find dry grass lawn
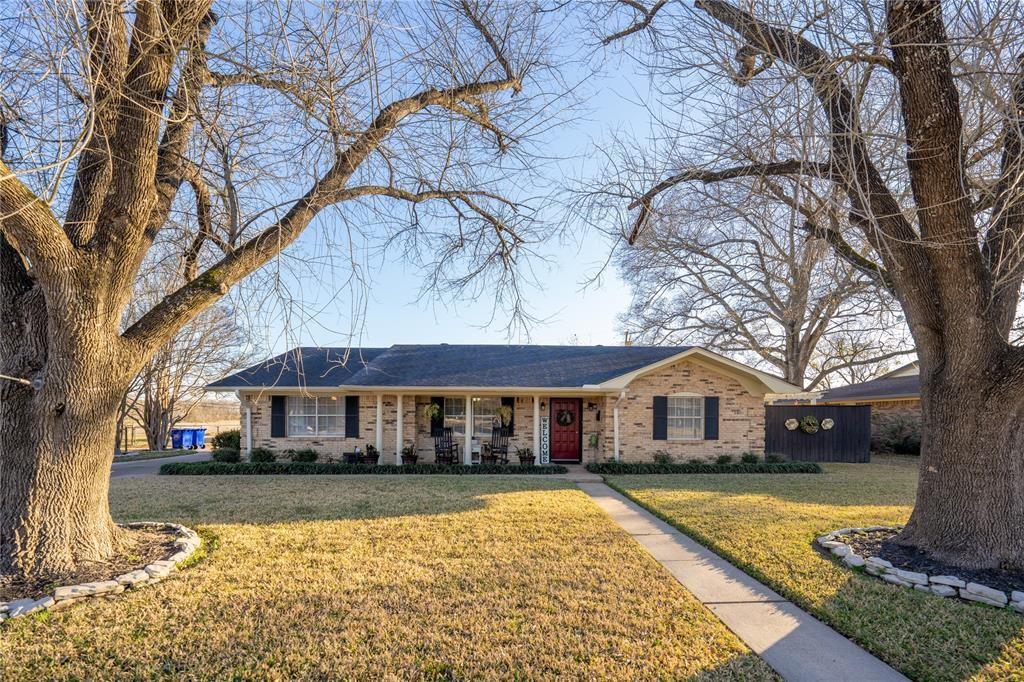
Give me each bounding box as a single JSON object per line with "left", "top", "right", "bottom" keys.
{"left": 1, "top": 475, "right": 776, "bottom": 681}
{"left": 608, "top": 456, "right": 1024, "bottom": 682}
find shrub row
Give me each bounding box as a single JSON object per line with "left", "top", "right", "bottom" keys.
{"left": 585, "top": 461, "right": 822, "bottom": 475}
{"left": 160, "top": 462, "right": 569, "bottom": 476}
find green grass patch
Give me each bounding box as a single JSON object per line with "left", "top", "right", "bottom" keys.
{"left": 160, "top": 461, "right": 568, "bottom": 476}
{"left": 587, "top": 461, "right": 821, "bottom": 475}
{"left": 607, "top": 456, "right": 1024, "bottom": 681}
{"left": 1, "top": 476, "right": 776, "bottom": 680}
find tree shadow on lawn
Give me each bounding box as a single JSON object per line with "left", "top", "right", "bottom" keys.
{"left": 610, "top": 468, "right": 917, "bottom": 509}
{"left": 109, "top": 474, "right": 577, "bottom": 526}
{"left": 810, "top": 566, "right": 1024, "bottom": 681}
{"left": 608, "top": 478, "right": 1024, "bottom": 681}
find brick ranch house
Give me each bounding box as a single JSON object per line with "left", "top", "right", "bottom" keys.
{"left": 206, "top": 345, "right": 800, "bottom": 464}
{"left": 815, "top": 362, "right": 921, "bottom": 436}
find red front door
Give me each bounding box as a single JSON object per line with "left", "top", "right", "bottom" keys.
{"left": 549, "top": 398, "right": 582, "bottom": 463}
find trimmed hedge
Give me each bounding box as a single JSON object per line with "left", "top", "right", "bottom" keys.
{"left": 212, "top": 448, "right": 241, "bottom": 463}
{"left": 211, "top": 429, "right": 241, "bottom": 451}
{"left": 585, "top": 461, "right": 822, "bottom": 475}
{"left": 160, "top": 462, "right": 569, "bottom": 476}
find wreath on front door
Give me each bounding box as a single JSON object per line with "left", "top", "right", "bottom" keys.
{"left": 556, "top": 409, "right": 575, "bottom": 427}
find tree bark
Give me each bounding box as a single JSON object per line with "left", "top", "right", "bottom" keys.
{"left": 0, "top": 369, "right": 128, "bottom": 577}
{"left": 0, "top": 278, "right": 132, "bottom": 578}
{"left": 898, "top": 356, "right": 1024, "bottom": 569}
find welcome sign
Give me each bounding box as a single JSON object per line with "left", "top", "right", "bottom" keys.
{"left": 539, "top": 416, "right": 551, "bottom": 464}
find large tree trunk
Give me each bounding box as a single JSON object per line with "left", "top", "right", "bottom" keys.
{"left": 898, "top": 357, "right": 1024, "bottom": 569}
{"left": 0, "top": 291, "right": 131, "bottom": 579}
{"left": 0, "top": 387, "right": 126, "bottom": 578}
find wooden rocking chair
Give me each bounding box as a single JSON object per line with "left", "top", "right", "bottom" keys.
{"left": 433, "top": 427, "right": 460, "bottom": 465}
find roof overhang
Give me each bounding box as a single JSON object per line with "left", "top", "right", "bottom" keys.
{"left": 205, "top": 347, "right": 802, "bottom": 396}
{"left": 595, "top": 347, "right": 802, "bottom": 395}
{"left": 818, "top": 394, "right": 920, "bottom": 404}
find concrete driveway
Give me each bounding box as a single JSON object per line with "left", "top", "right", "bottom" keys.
{"left": 111, "top": 451, "right": 211, "bottom": 478}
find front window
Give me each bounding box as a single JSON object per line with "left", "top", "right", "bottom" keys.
{"left": 667, "top": 396, "right": 703, "bottom": 440}
{"left": 287, "top": 395, "right": 345, "bottom": 436}
{"left": 444, "top": 397, "right": 502, "bottom": 438}
{"left": 472, "top": 397, "right": 499, "bottom": 438}
{"left": 444, "top": 397, "right": 466, "bottom": 436}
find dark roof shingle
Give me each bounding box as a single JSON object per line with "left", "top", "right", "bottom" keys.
{"left": 206, "top": 347, "right": 389, "bottom": 389}
{"left": 819, "top": 374, "right": 920, "bottom": 402}
{"left": 207, "top": 344, "right": 690, "bottom": 389}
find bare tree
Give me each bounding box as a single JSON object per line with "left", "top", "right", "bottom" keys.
{"left": 615, "top": 175, "right": 909, "bottom": 389}
{"left": 130, "top": 290, "right": 250, "bottom": 451}
{"left": 0, "top": 0, "right": 567, "bottom": 580}
{"left": 600, "top": 0, "right": 1024, "bottom": 568}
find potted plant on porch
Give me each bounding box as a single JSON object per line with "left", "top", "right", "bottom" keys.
{"left": 363, "top": 443, "right": 380, "bottom": 465}
{"left": 401, "top": 444, "right": 418, "bottom": 465}
{"left": 516, "top": 446, "right": 535, "bottom": 466}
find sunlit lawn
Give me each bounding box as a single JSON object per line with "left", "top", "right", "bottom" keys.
{"left": 608, "top": 456, "right": 1024, "bottom": 682}
{"left": 1, "top": 475, "right": 775, "bottom": 680}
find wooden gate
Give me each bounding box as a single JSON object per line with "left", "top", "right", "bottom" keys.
{"left": 764, "top": 405, "right": 871, "bottom": 463}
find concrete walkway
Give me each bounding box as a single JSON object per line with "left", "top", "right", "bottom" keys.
{"left": 566, "top": 471, "right": 907, "bottom": 682}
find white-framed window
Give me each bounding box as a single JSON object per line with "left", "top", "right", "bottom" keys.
{"left": 444, "top": 397, "right": 466, "bottom": 436}
{"left": 287, "top": 395, "right": 345, "bottom": 437}
{"left": 444, "top": 396, "right": 501, "bottom": 438}
{"left": 667, "top": 395, "right": 703, "bottom": 440}
{"left": 472, "top": 397, "right": 500, "bottom": 438}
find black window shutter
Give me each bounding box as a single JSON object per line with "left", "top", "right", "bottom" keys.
{"left": 345, "top": 396, "right": 360, "bottom": 438}
{"left": 271, "top": 396, "right": 287, "bottom": 437}
{"left": 652, "top": 396, "right": 668, "bottom": 440}
{"left": 704, "top": 396, "right": 720, "bottom": 440}
{"left": 501, "top": 396, "right": 515, "bottom": 435}
{"left": 430, "top": 396, "right": 445, "bottom": 436}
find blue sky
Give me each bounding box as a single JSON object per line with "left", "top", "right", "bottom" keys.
{"left": 252, "top": 54, "right": 655, "bottom": 354}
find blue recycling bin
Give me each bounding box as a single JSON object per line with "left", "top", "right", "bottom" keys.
{"left": 180, "top": 428, "right": 194, "bottom": 449}
{"left": 192, "top": 428, "right": 207, "bottom": 449}
{"left": 170, "top": 428, "right": 185, "bottom": 449}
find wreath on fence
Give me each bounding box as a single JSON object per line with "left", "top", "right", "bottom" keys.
{"left": 556, "top": 409, "right": 575, "bottom": 427}
{"left": 799, "top": 415, "right": 820, "bottom": 434}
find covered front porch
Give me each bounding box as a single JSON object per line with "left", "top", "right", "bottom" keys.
{"left": 367, "top": 392, "right": 619, "bottom": 465}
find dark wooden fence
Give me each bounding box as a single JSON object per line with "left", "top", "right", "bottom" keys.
{"left": 764, "top": 405, "right": 871, "bottom": 463}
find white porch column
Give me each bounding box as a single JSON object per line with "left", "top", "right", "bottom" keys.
{"left": 533, "top": 395, "right": 541, "bottom": 464}
{"left": 464, "top": 395, "right": 474, "bottom": 464}
{"left": 613, "top": 403, "right": 621, "bottom": 462}
{"left": 375, "top": 394, "right": 384, "bottom": 453}
{"left": 395, "top": 394, "right": 404, "bottom": 464}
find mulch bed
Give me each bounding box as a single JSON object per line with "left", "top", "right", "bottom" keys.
{"left": 845, "top": 529, "right": 1024, "bottom": 594}
{"left": 0, "top": 528, "right": 174, "bottom": 602}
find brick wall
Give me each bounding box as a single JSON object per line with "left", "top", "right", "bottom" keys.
{"left": 238, "top": 359, "right": 764, "bottom": 464}
{"left": 615, "top": 358, "right": 765, "bottom": 462}
{"left": 240, "top": 392, "right": 386, "bottom": 459}
{"left": 869, "top": 399, "right": 921, "bottom": 433}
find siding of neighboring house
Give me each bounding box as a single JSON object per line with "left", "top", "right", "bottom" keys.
{"left": 615, "top": 358, "right": 765, "bottom": 461}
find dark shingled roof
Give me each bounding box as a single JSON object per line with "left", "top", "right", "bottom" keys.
{"left": 207, "top": 344, "right": 690, "bottom": 389}
{"left": 206, "top": 347, "right": 389, "bottom": 389}
{"left": 346, "top": 344, "right": 689, "bottom": 387}
{"left": 819, "top": 374, "right": 920, "bottom": 402}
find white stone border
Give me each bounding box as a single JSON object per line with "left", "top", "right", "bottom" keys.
{"left": 817, "top": 526, "right": 1023, "bottom": 613}
{"left": 0, "top": 522, "right": 201, "bottom": 622}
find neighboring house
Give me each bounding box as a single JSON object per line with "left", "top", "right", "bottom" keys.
{"left": 206, "top": 345, "right": 800, "bottom": 464}
{"left": 817, "top": 362, "right": 921, "bottom": 435}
